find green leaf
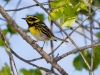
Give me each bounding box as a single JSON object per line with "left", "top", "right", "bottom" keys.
{"left": 70, "top": 0, "right": 79, "bottom": 6}
{"left": 61, "top": 4, "right": 77, "bottom": 27}
{"left": 49, "top": 0, "right": 89, "bottom": 28}
{"left": 2, "top": 29, "right": 8, "bottom": 35}
{"left": 50, "top": 0, "right": 66, "bottom": 8}
{"left": 94, "top": 46, "right": 100, "bottom": 61}
{"left": 0, "top": 29, "right": 8, "bottom": 46}
{"left": 49, "top": 8, "right": 63, "bottom": 20}
{"left": 92, "top": 46, "right": 100, "bottom": 70}
{"left": 0, "top": 38, "right": 4, "bottom": 46}
{"left": 20, "top": 68, "right": 42, "bottom": 75}
{"left": 96, "top": 32, "right": 100, "bottom": 38}
{"left": 34, "top": 13, "right": 45, "bottom": 22}
{"left": 73, "top": 49, "right": 100, "bottom": 71}
{"left": 73, "top": 54, "right": 84, "bottom": 70}
{"left": 3, "top": 0, "right": 10, "bottom": 2}
{"left": 49, "top": 0, "right": 67, "bottom": 20}
{"left": 20, "top": 69, "right": 32, "bottom": 75}
{"left": 73, "top": 50, "right": 91, "bottom": 70}
{"left": 83, "top": 0, "right": 93, "bottom": 7}
{"left": 7, "top": 24, "right": 16, "bottom": 34}
{"left": 61, "top": 15, "right": 77, "bottom": 28}
{"left": 80, "top": 1, "right": 88, "bottom": 11}
{"left": 0, "top": 63, "right": 12, "bottom": 75}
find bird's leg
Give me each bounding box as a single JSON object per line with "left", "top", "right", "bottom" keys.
{"left": 34, "top": 40, "right": 37, "bottom": 42}
{"left": 41, "top": 42, "right": 45, "bottom": 49}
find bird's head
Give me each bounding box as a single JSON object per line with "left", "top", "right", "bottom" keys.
{"left": 22, "top": 15, "right": 40, "bottom": 27}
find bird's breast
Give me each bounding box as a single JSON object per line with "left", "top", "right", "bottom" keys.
{"left": 29, "top": 26, "right": 48, "bottom": 41}
{"left": 29, "top": 26, "right": 40, "bottom": 37}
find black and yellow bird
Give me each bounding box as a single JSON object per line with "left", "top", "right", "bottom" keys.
{"left": 22, "top": 15, "right": 68, "bottom": 46}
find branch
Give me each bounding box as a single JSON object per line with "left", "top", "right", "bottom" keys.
{"left": 12, "top": 0, "right": 22, "bottom": 17}
{"left": 55, "top": 43, "right": 100, "bottom": 61}
{"left": 0, "top": 28, "right": 18, "bottom": 75}
{"left": 0, "top": 5, "right": 68, "bottom": 75}
{"left": 11, "top": 49, "right": 58, "bottom": 75}
{"left": 88, "top": 0, "right": 94, "bottom": 75}
{"left": 48, "top": 0, "right": 55, "bottom": 73}
{"left": 26, "top": 41, "right": 63, "bottom": 62}
{"left": 6, "top": 2, "right": 48, "bottom": 12}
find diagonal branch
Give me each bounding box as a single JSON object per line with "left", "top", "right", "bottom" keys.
{"left": 0, "top": 5, "right": 68, "bottom": 75}
{"left": 55, "top": 43, "right": 100, "bottom": 61}
{"left": 0, "top": 28, "right": 18, "bottom": 75}
{"left": 11, "top": 49, "right": 58, "bottom": 75}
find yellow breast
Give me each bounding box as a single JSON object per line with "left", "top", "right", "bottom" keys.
{"left": 29, "top": 26, "right": 49, "bottom": 41}
{"left": 29, "top": 27, "right": 40, "bottom": 38}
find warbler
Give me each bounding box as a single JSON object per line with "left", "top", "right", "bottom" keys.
{"left": 22, "top": 15, "right": 68, "bottom": 43}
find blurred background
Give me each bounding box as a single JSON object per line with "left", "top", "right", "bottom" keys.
{"left": 0, "top": 0, "right": 100, "bottom": 75}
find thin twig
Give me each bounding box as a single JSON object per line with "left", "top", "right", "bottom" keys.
{"left": 55, "top": 43, "right": 100, "bottom": 61}
{"left": 26, "top": 41, "right": 62, "bottom": 62}
{"left": 48, "top": 0, "right": 54, "bottom": 73}
{"left": 88, "top": 0, "right": 94, "bottom": 75}
{"left": 0, "top": 28, "right": 17, "bottom": 75}
{"left": 6, "top": 2, "right": 49, "bottom": 12}
{"left": 11, "top": 49, "right": 58, "bottom": 75}
{"left": 11, "top": 56, "right": 18, "bottom": 75}
{"left": 12, "top": 0, "right": 22, "bottom": 17}
{"left": 3, "top": 1, "right": 10, "bottom": 8}
{"left": 48, "top": 3, "right": 67, "bottom": 11}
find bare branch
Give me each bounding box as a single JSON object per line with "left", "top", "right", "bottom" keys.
{"left": 88, "top": 0, "right": 94, "bottom": 75}
{"left": 55, "top": 43, "right": 100, "bottom": 61}
{"left": 11, "top": 49, "right": 58, "bottom": 75}
{"left": 6, "top": 2, "right": 49, "bottom": 12}
{"left": 0, "top": 28, "right": 18, "bottom": 75}
{"left": 12, "top": 0, "right": 22, "bottom": 17}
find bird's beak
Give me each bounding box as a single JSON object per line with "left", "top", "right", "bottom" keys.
{"left": 22, "top": 18, "right": 26, "bottom": 20}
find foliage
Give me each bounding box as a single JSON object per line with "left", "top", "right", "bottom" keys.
{"left": 7, "top": 24, "right": 17, "bottom": 34}
{"left": 34, "top": 13, "right": 45, "bottom": 22}
{"left": 3, "top": 0, "right": 10, "bottom": 2}
{"left": 96, "top": 32, "right": 100, "bottom": 38}
{"left": 0, "top": 24, "right": 17, "bottom": 47}
{"left": 73, "top": 46, "right": 100, "bottom": 70}
{"left": 20, "top": 68, "right": 42, "bottom": 75}
{"left": 0, "top": 38, "right": 4, "bottom": 46}
{"left": 0, "top": 63, "right": 12, "bottom": 75}
{"left": 49, "top": 0, "right": 90, "bottom": 28}
{"left": 0, "top": 63, "right": 42, "bottom": 75}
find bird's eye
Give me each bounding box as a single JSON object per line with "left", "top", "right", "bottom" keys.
{"left": 32, "top": 18, "right": 37, "bottom": 21}
{"left": 28, "top": 18, "right": 32, "bottom": 21}
{"left": 28, "top": 18, "right": 37, "bottom": 21}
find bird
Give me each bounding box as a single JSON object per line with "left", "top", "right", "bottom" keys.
{"left": 22, "top": 15, "right": 68, "bottom": 48}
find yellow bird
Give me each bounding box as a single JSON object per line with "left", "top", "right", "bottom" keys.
{"left": 22, "top": 15, "right": 68, "bottom": 47}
